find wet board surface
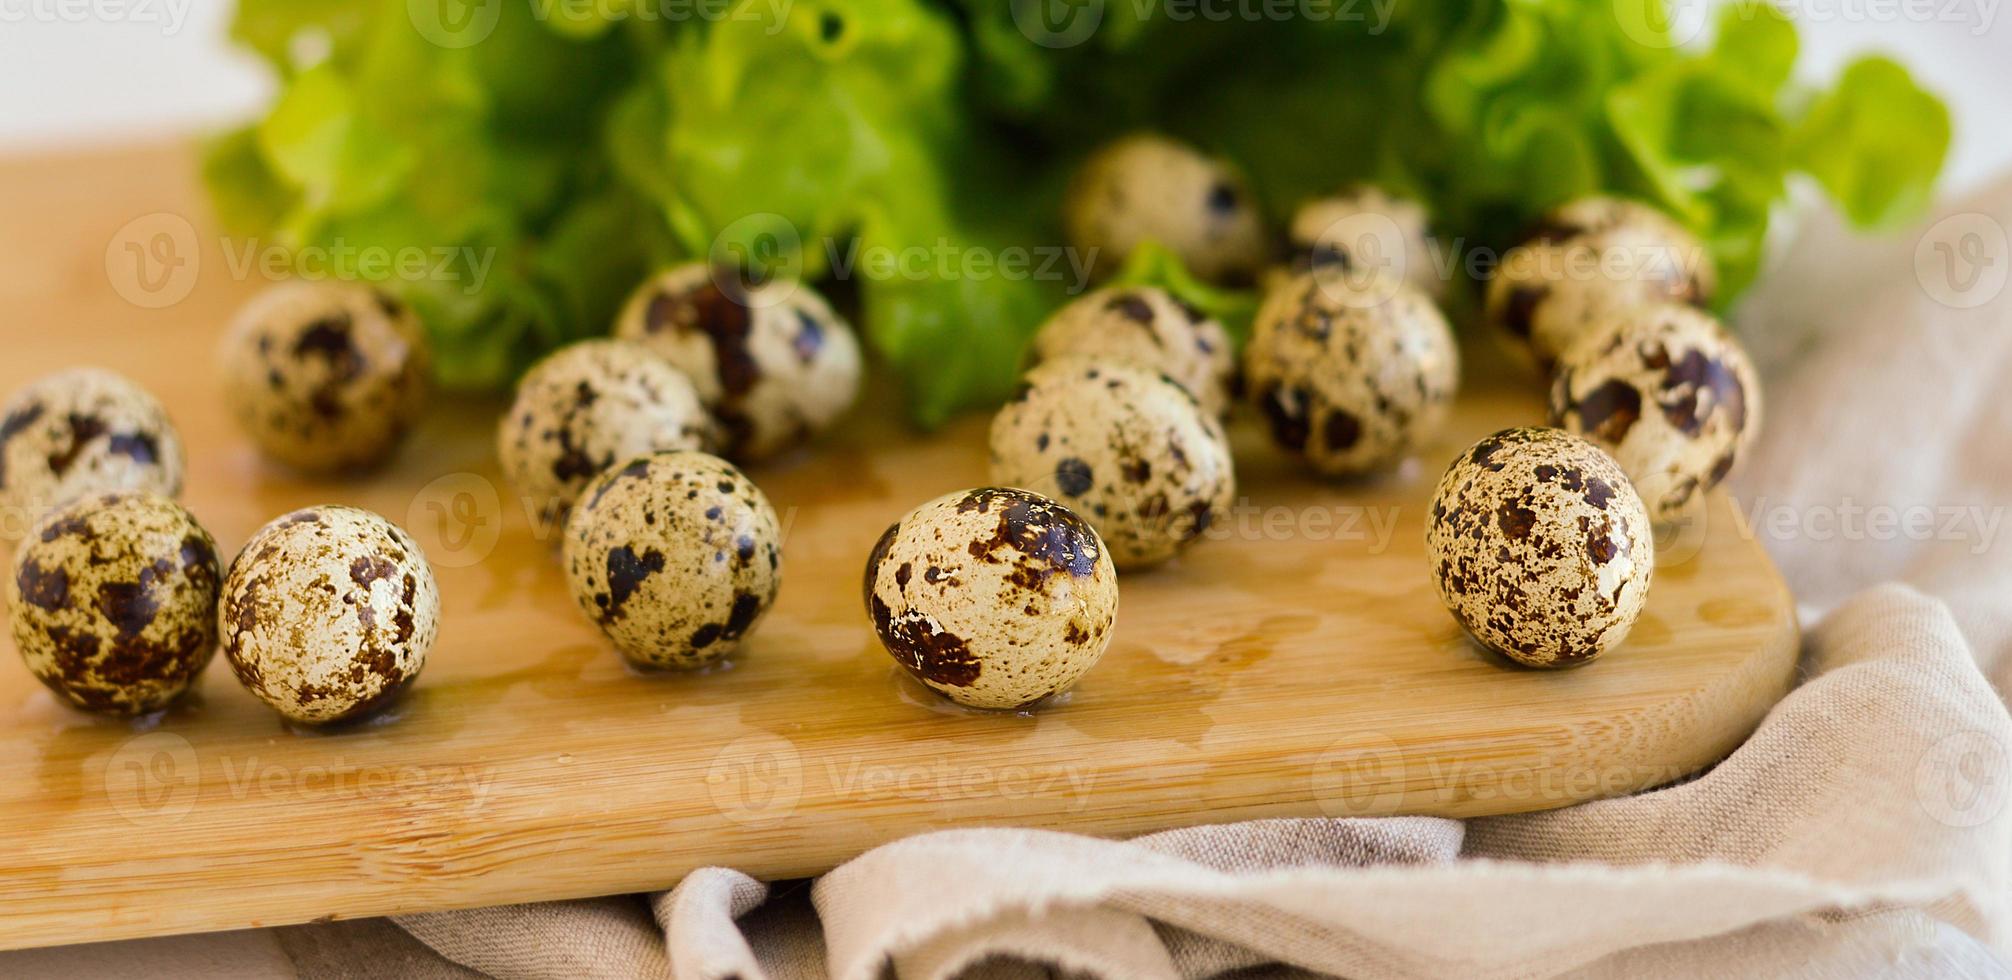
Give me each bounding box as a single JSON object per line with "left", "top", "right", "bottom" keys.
{"left": 0, "top": 144, "right": 1798, "bottom": 949}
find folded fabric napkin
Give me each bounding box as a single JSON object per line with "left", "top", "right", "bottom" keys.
{"left": 276, "top": 177, "right": 2012, "bottom": 979}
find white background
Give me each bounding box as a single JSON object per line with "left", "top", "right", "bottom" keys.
{"left": 0, "top": 1, "right": 2008, "bottom": 192}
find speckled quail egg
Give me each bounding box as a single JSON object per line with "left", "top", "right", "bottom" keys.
{"left": 498, "top": 339, "right": 714, "bottom": 524}
{"left": 1425, "top": 427, "right": 1655, "bottom": 668}
{"left": 864, "top": 487, "right": 1118, "bottom": 710}
{"left": 1532, "top": 196, "right": 1717, "bottom": 262}
{"left": 219, "top": 280, "right": 430, "bottom": 473}
{"left": 1024, "top": 286, "right": 1235, "bottom": 416}
{"left": 1290, "top": 185, "right": 1445, "bottom": 301}
{"left": 8, "top": 492, "right": 219, "bottom": 715}
{"left": 1244, "top": 270, "right": 1460, "bottom": 476}
{"left": 613, "top": 263, "right": 861, "bottom": 461}
{"left": 989, "top": 359, "right": 1233, "bottom": 569}
{"left": 562, "top": 450, "right": 781, "bottom": 670}
{"left": 220, "top": 506, "right": 440, "bottom": 724}
{"left": 1064, "top": 133, "right": 1268, "bottom": 285}
{"left": 1550, "top": 304, "right": 1761, "bottom": 524}
{"left": 1485, "top": 196, "right": 1716, "bottom": 365}
{"left": 0, "top": 368, "right": 184, "bottom": 538}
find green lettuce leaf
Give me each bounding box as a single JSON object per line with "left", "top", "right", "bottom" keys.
{"left": 1790, "top": 56, "right": 1950, "bottom": 228}
{"left": 1108, "top": 241, "right": 1260, "bottom": 347}
{"left": 208, "top": 0, "right": 1951, "bottom": 423}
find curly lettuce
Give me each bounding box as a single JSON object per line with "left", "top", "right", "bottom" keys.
{"left": 209, "top": 0, "right": 1949, "bottom": 425}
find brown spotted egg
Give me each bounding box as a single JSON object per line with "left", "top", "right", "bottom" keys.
{"left": 1425, "top": 428, "right": 1655, "bottom": 668}
{"left": 1290, "top": 184, "right": 1445, "bottom": 301}
{"left": 1024, "top": 286, "right": 1235, "bottom": 416}
{"left": 865, "top": 487, "right": 1118, "bottom": 709}
{"left": 562, "top": 451, "right": 781, "bottom": 669}
{"left": 8, "top": 492, "right": 219, "bottom": 715}
{"left": 1064, "top": 133, "right": 1268, "bottom": 285}
{"left": 989, "top": 359, "right": 1234, "bottom": 569}
{"left": 614, "top": 263, "right": 861, "bottom": 461}
{"left": 220, "top": 506, "right": 440, "bottom": 724}
{"left": 1485, "top": 196, "right": 1716, "bottom": 365}
{"left": 1244, "top": 270, "right": 1460, "bottom": 476}
{"left": 219, "top": 280, "right": 431, "bottom": 473}
{"left": 498, "top": 339, "right": 715, "bottom": 524}
{"left": 1550, "top": 305, "right": 1761, "bottom": 523}
{"left": 0, "top": 368, "right": 184, "bottom": 539}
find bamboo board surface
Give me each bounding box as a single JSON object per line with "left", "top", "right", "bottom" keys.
{"left": 0, "top": 143, "right": 1798, "bottom": 949}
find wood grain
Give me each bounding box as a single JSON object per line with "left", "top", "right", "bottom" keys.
{"left": 0, "top": 143, "right": 1799, "bottom": 949}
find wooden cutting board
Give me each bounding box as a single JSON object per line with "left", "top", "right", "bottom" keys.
{"left": 0, "top": 143, "right": 1798, "bottom": 949}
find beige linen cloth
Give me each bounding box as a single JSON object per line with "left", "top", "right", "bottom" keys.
{"left": 266, "top": 179, "right": 2012, "bottom": 979}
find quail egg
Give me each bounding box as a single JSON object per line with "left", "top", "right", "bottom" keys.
{"left": 1064, "top": 133, "right": 1268, "bottom": 285}
{"left": 219, "top": 280, "right": 431, "bottom": 473}
{"left": 865, "top": 487, "right": 1118, "bottom": 709}
{"left": 1530, "top": 195, "right": 1716, "bottom": 260}
{"left": 1425, "top": 428, "right": 1655, "bottom": 668}
{"left": 0, "top": 368, "right": 185, "bottom": 540}
{"left": 562, "top": 450, "right": 781, "bottom": 670}
{"left": 1550, "top": 304, "right": 1761, "bottom": 523}
{"left": 1024, "top": 285, "right": 1235, "bottom": 416}
{"left": 498, "top": 339, "right": 715, "bottom": 524}
{"left": 614, "top": 263, "right": 861, "bottom": 461}
{"left": 1485, "top": 196, "right": 1716, "bottom": 365}
{"left": 1290, "top": 184, "right": 1445, "bottom": 300}
{"left": 8, "top": 492, "right": 219, "bottom": 715}
{"left": 220, "top": 506, "right": 440, "bottom": 724}
{"left": 1244, "top": 270, "right": 1460, "bottom": 476}
{"left": 989, "top": 359, "right": 1234, "bottom": 569}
